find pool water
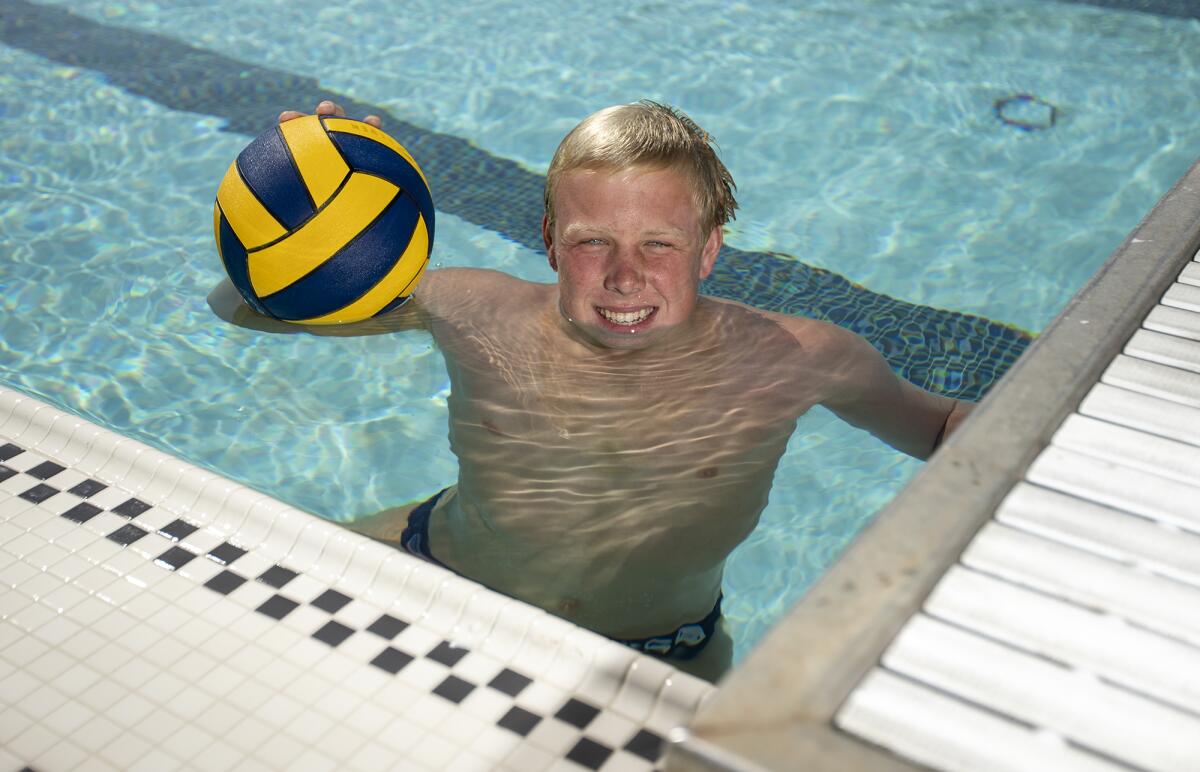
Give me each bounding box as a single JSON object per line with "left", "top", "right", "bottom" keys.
{"left": 3, "top": 0, "right": 1200, "bottom": 660}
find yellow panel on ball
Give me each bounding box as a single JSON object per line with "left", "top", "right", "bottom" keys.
{"left": 278, "top": 115, "right": 351, "bottom": 209}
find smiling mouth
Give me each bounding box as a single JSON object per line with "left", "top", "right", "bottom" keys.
{"left": 597, "top": 307, "right": 655, "bottom": 326}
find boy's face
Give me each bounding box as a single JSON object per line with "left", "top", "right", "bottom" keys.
{"left": 543, "top": 165, "right": 721, "bottom": 351}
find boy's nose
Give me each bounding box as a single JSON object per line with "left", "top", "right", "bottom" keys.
{"left": 604, "top": 254, "right": 644, "bottom": 295}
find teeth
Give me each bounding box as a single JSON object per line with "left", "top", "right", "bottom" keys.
{"left": 600, "top": 308, "right": 652, "bottom": 325}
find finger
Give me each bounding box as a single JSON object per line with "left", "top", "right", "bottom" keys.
{"left": 278, "top": 110, "right": 305, "bottom": 123}
{"left": 364, "top": 115, "right": 382, "bottom": 129}
{"left": 315, "top": 100, "right": 340, "bottom": 116}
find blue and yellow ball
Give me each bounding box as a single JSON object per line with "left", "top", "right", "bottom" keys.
{"left": 213, "top": 115, "right": 434, "bottom": 324}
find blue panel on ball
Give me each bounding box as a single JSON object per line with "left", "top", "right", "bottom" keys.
{"left": 329, "top": 132, "right": 436, "bottom": 243}
{"left": 235, "top": 125, "right": 315, "bottom": 231}
{"left": 260, "top": 192, "right": 422, "bottom": 321}
{"left": 216, "top": 209, "right": 274, "bottom": 318}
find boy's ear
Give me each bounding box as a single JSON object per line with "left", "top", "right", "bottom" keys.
{"left": 699, "top": 226, "right": 722, "bottom": 279}
{"left": 542, "top": 213, "right": 558, "bottom": 271}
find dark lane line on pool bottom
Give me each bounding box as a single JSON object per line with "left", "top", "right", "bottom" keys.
{"left": 0, "top": 0, "right": 1031, "bottom": 401}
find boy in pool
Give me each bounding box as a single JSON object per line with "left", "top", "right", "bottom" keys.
{"left": 211, "top": 99, "right": 972, "bottom": 681}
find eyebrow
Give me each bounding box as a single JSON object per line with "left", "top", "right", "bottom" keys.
{"left": 561, "top": 225, "right": 688, "bottom": 239}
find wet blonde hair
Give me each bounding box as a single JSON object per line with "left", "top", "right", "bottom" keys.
{"left": 544, "top": 100, "right": 738, "bottom": 236}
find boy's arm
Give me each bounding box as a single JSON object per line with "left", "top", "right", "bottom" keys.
{"left": 799, "top": 319, "right": 973, "bottom": 460}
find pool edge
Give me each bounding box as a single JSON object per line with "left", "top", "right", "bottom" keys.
{"left": 669, "top": 156, "right": 1200, "bottom": 770}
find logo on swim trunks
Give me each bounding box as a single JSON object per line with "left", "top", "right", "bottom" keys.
{"left": 674, "top": 623, "right": 707, "bottom": 647}
{"left": 641, "top": 637, "right": 675, "bottom": 656}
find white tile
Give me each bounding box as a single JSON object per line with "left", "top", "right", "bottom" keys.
{"left": 83, "top": 486, "right": 131, "bottom": 512}
{"left": 32, "top": 614, "right": 82, "bottom": 649}
{"left": 25, "top": 542, "right": 70, "bottom": 573}
{"left": 98, "top": 730, "right": 155, "bottom": 770}
{"left": 0, "top": 706, "right": 35, "bottom": 745}
{"left": 391, "top": 566, "right": 447, "bottom": 624}
{"left": 61, "top": 627, "right": 106, "bottom": 660}
{"left": 276, "top": 692, "right": 335, "bottom": 745}
{"left": 4, "top": 450, "right": 48, "bottom": 473}
{"left": 126, "top": 745, "right": 185, "bottom": 772}
{"left": 436, "top": 704, "right": 488, "bottom": 747}
{"left": 284, "top": 747, "right": 339, "bottom": 772}
{"left": 452, "top": 650, "right": 505, "bottom": 687}
{"left": 73, "top": 564, "right": 117, "bottom": 596}
{"left": 137, "top": 458, "right": 189, "bottom": 507}
{"left": 0, "top": 588, "right": 34, "bottom": 623}
{"left": 409, "top": 730, "right": 460, "bottom": 769}
{"left": 78, "top": 511, "right": 126, "bottom": 540}
{"left": 527, "top": 715, "right": 581, "bottom": 757}
{"left": 0, "top": 497, "right": 33, "bottom": 523}
{"left": 586, "top": 711, "right": 639, "bottom": 748}
{"left": 423, "top": 576, "right": 481, "bottom": 637}
{"left": 250, "top": 732, "right": 307, "bottom": 770}
{"left": 443, "top": 750, "right": 494, "bottom": 772}
{"left": 162, "top": 723, "right": 215, "bottom": 762}
{"left": 49, "top": 524, "right": 100, "bottom": 554}
{"left": 55, "top": 424, "right": 102, "bottom": 468}
{"left": 0, "top": 666, "right": 42, "bottom": 702}
{"left": 467, "top": 724, "right": 524, "bottom": 763}
{"left": 39, "top": 582, "right": 88, "bottom": 615}
{"left": 573, "top": 647, "right": 637, "bottom": 709}
{"left": 310, "top": 526, "right": 359, "bottom": 584}
{"left": 9, "top": 599, "right": 55, "bottom": 633}
{"left": 0, "top": 558, "right": 39, "bottom": 589}
{"left": 71, "top": 714, "right": 125, "bottom": 754}
{"left": 394, "top": 622, "right": 442, "bottom": 656}
{"left": 8, "top": 721, "right": 60, "bottom": 764}
{"left": 501, "top": 741, "right": 556, "bottom": 772}
{"left": 479, "top": 599, "right": 539, "bottom": 663}
{"left": 95, "top": 442, "right": 146, "bottom": 489}
{"left": 400, "top": 656, "right": 451, "bottom": 693}
{"left": 194, "top": 700, "right": 243, "bottom": 737}
{"left": 76, "top": 677, "right": 127, "bottom": 714}
{"left": 13, "top": 505, "right": 59, "bottom": 531}
{"left": 516, "top": 680, "right": 570, "bottom": 716}
{"left": 319, "top": 723, "right": 374, "bottom": 762}
{"left": 461, "top": 686, "right": 516, "bottom": 723}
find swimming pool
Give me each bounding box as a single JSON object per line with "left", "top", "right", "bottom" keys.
{"left": 3, "top": 0, "right": 1199, "bottom": 662}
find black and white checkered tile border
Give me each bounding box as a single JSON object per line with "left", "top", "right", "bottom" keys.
{"left": 0, "top": 440, "right": 667, "bottom": 770}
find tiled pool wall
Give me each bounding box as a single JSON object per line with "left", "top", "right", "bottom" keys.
{"left": 0, "top": 385, "right": 715, "bottom": 771}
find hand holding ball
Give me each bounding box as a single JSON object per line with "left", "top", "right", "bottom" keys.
{"left": 213, "top": 114, "right": 434, "bottom": 324}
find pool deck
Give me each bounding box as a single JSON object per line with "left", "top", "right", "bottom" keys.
{"left": 667, "top": 158, "right": 1200, "bottom": 771}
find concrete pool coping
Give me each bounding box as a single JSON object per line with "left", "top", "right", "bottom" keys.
{"left": 666, "top": 157, "right": 1200, "bottom": 771}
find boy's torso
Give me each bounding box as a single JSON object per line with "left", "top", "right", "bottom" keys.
{"left": 418, "top": 270, "right": 828, "bottom": 638}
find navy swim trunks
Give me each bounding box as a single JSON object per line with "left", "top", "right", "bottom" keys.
{"left": 399, "top": 488, "right": 723, "bottom": 661}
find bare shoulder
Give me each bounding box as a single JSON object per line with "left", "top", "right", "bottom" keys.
{"left": 703, "top": 296, "right": 867, "bottom": 365}
{"left": 703, "top": 297, "right": 885, "bottom": 400}
{"left": 416, "top": 268, "right": 550, "bottom": 316}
